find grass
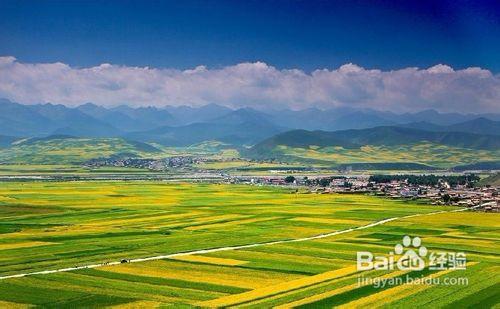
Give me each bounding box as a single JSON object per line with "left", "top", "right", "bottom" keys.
{"left": 0, "top": 182, "right": 498, "bottom": 307}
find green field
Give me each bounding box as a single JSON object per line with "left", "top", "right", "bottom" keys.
{"left": 0, "top": 182, "right": 498, "bottom": 307}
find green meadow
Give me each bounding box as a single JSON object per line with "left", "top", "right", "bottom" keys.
{"left": 0, "top": 182, "right": 498, "bottom": 307}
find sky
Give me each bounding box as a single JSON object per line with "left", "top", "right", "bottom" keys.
{"left": 0, "top": 0, "right": 499, "bottom": 113}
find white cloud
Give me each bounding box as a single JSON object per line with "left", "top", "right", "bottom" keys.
{"left": 426, "top": 64, "right": 454, "bottom": 74}
{"left": 0, "top": 56, "right": 498, "bottom": 113}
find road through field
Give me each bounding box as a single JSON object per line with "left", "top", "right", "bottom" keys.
{"left": 0, "top": 205, "right": 477, "bottom": 280}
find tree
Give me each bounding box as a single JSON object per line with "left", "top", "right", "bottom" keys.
{"left": 318, "top": 178, "right": 331, "bottom": 187}
{"left": 342, "top": 181, "right": 352, "bottom": 188}
{"left": 284, "top": 176, "right": 296, "bottom": 183}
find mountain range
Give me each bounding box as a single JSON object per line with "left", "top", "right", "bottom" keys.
{"left": 1, "top": 98, "right": 499, "bottom": 147}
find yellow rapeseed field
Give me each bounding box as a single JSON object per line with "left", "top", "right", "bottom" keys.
{"left": 170, "top": 255, "right": 248, "bottom": 266}
{"left": 0, "top": 241, "right": 57, "bottom": 250}
{"left": 103, "top": 261, "right": 302, "bottom": 290}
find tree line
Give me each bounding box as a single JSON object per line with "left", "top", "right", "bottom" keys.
{"left": 368, "top": 174, "right": 480, "bottom": 186}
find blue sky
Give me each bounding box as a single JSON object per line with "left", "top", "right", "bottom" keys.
{"left": 1, "top": 0, "right": 499, "bottom": 71}
{"left": 0, "top": 1, "right": 499, "bottom": 113}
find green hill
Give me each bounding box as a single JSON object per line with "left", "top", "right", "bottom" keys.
{"left": 0, "top": 136, "right": 162, "bottom": 164}
{"left": 247, "top": 127, "right": 500, "bottom": 168}
{"left": 253, "top": 127, "right": 500, "bottom": 151}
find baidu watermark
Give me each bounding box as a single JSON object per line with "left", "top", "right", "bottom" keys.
{"left": 356, "top": 235, "right": 468, "bottom": 287}
{"left": 357, "top": 274, "right": 469, "bottom": 289}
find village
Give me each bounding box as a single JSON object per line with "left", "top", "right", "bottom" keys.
{"left": 225, "top": 174, "right": 500, "bottom": 212}
{"left": 84, "top": 156, "right": 206, "bottom": 170}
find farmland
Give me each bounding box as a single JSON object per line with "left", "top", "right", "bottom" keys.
{"left": 0, "top": 182, "right": 498, "bottom": 307}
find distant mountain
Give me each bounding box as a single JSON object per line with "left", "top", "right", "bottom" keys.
{"left": 33, "top": 104, "right": 122, "bottom": 137}
{"left": 251, "top": 126, "right": 500, "bottom": 155}
{"left": 447, "top": 118, "right": 500, "bottom": 135}
{"left": 124, "top": 107, "right": 288, "bottom": 146}
{"left": 125, "top": 119, "right": 285, "bottom": 146}
{"left": 0, "top": 99, "right": 57, "bottom": 136}
{"left": 164, "top": 104, "right": 232, "bottom": 124}
{"left": 79, "top": 103, "right": 198, "bottom": 131}
{"left": 370, "top": 109, "right": 497, "bottom": 125}
{"left": 210, "top": 107, "right": 274, "bottom": 125}
{"left": 329, "top": 112, "right": 396, "bottom": 130}
{"left": 76, "top": 102, "right": 109, "bottom": 115}
{"left": 263, "top": 108, "right": 329, "bottom": 130}
{"left": 77, "top": 103, "right": 148, "bottom": 132}
{"left": 391, "top": 109, "right": 477, "bottom": 125}
{"left": 400, "top": 117, "right": 500, "bottom": 136}
{"left": 265, "top": 107, "right": 380, "bottom": 130}
{"left": 1, "top": 98, "right": 500, "bottom": 145}
{"left": 263, "top": 107, "right": 496, "bottom": 131}
{"left": 109, "top": 105, "right": 175, "bottom": 130}
{"left": 266, "top": 107, "right": 372, "bottom": 131}
{"left": 398, "top": 121, "right": 446, "bottom": 132}
{"left": 0, "top": 101, "right": 121, "bottom": 137}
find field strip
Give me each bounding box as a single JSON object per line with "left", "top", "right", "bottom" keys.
{"left": 0, "top": 205, "right": 477, "bottom": 280}
{"left": 197, "top": 265, "right": 360, "bottom": 307}
{"left": 0, "top": 241, "right": 57, "bottom": 251}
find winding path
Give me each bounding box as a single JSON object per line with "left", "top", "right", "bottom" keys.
{"left": 0, "top": 206, "right": 476, "bottom": 280}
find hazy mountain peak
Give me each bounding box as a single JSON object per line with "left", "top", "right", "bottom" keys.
{"left": 78, "top": 102, "right": 101, "bottom": 109}
{"left": 200, "top": 103, "right": 229, "bottom": 110}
